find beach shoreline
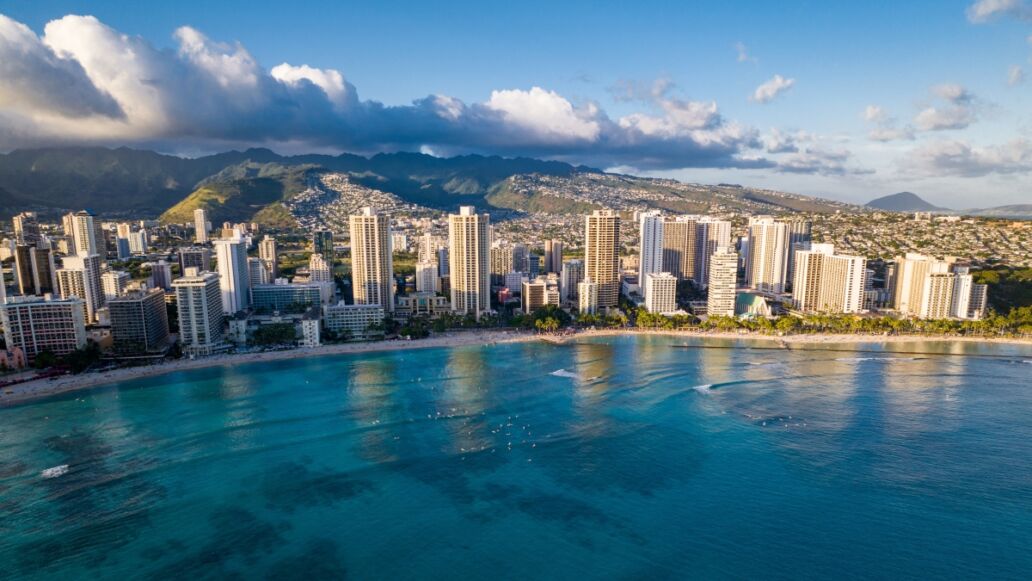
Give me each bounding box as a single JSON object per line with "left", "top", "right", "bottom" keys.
{"left": 2, "top": 328, "right": 1030, "bottom": 407}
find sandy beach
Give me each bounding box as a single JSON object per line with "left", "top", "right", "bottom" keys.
{"left": 3, "top": 327, "right": 1030, "bottom": 407}
{"left": 547, "top": 328, "right": 1032, "bottom": 347}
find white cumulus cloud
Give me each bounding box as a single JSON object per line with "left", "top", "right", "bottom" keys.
{"left": 750, "top": 75, "right": 795, "bottom": 104}
{"left": 485, "top": 87, "right": 600, "bottom": 143}
{"left": 966, "top": 0, "right": 1032, "bottom": 22}
{"left": 909, "top": 139, "right": 1032, "bottom": 176}
{"left": 271, "top": 63, "right": 353, "bottom": 108}
{"left": 912, "top": 84, "right": 979, "bottom": 131}
{"left": 0, "top": 13, "right": 785, "bottom": 172}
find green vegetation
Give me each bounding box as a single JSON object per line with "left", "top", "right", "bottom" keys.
{"left": 698, "top": 312, "right": 1032, "bottom": 338}
{"left": 510, "top": 305, "right": 573, "bottom": 331}
{"left": 392, "top": 251, "right": 419, "bottom": 276}
{"left": 486, "top": 178, "right": 601, "bottom": 215}
{"left": 159, "top": 163, "right": 311, "bottom": 225}
{"left": 250, "top": 323, "right": 298, "bottom": 346}
{"left": 251, "top": 202, "right": 298, "bottom": 229}
{"left": 973, "top": 268, "right": 1032, "bottom": 312}
{"left": 32, "top": 342, "right": 102, "bottom": 373}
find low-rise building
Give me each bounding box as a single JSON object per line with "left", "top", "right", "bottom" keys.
{"left": 251, "top": 283, "right": 325, "bottom": 313}
{"left": 322, "top": 303, "right": 385, "bottom": 341}
{"left": 395, "top": 292, "right": 451, "bottom": 319}
{"left": 0, "top": 296, "right": 87, "bottom": 362}
{"left": 522, "top": 275, "right": 560, "bottom": 313}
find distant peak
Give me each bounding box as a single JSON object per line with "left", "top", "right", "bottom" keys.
{"left": 866, "top": 192, "right": 947, "bottom": 212}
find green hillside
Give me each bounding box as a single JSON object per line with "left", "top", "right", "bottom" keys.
{"left": 485, "top": 178, "right": 601, "bottom": 214}
{"left": 159, "top": 164, "right": 310, "bottom": 226}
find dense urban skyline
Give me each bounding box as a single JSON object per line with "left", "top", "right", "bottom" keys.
{"left": 2, "top": 1, "right": 1031, "bottom": 207}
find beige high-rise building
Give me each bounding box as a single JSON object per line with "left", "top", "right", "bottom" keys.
{"left": 194, "top": 209, "right": 210, "bottom": 244}
{"left": 349, "top": 207, "right": 395, "bottom": 312}
{"left": 12, "top": 212, "right": 41, "bottom": 246}
{"left": 920, "top": 273, "right": 957, "bottom": 319}
{"left": 890, "top": 254, "right": 986, "bottom": 320}
{"left": 892, "top": 253, "right": 951, "bottom": 316}
{"left": 661, "top": 216, "right": 698, "bottom": 280}
{"left": 448, "top": 206, "right": 491, "bottom": 318}
{"left": 309, "top": 253, "right": 333, "bottom": 283}
{"left": 544, "top": 239, "right": 564, "bottom": 274}
{"left": 490, "top": 241, "right": 514, "bottom": 285}
{"left": 707, "top": 246, "right": 738, "bottom": 317}
{"left": 792, "top": 244, "right": 866, "bottom": 313}
{"left": 694, "top": 217, "right": 732, "bottom": 288}
{"left": 258, "top": 235, "right": 278, "bottom": 279}
{"left": 745, "top": 216, "right": 790, "bottom": 294}
{"left": 584, "top": 210, "right": 621, "bottom": 308}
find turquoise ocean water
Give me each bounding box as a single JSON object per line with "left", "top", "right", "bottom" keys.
{"left": 2, "top": 335, "right": 1032, "bottom": 579}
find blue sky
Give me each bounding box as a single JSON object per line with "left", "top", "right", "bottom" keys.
{"left": 1, "top": 0, "right": 1030, "bottom": 207}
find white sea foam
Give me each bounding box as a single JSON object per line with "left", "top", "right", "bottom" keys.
{"left": 692, "top": 384, "right": 714, "bottom": 393}
{"left": 550, "top": 369, "right": 579, "bottom": 379}
{"left": 41, "top": 465, "right": 69, "bottom": 479}
{"left": 835, "top": 357, "right": 917, "bottom": 362}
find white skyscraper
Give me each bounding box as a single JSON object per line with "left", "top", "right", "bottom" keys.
{"left": 248, "top": 257, "right": 270, "bottom": 287}
{"left": 349, "top": 207, "right": 394, "bottom": 312}
{"left": 644, "top": 272, "right": 678, "bottom": 314}
{"left": 57, "top": 253, "right": 104, "bottom": 322}
{"left": 416, "top": 261, "right": 438, "bottom": 293}
{"left": 707, "top": 246, "right": 738, "bottom": 317}
{"left": 213, "top": 234, "right": 250, "bottom": 314}
{"left": 448, "top": 206, "right": 491, "bottom": 318}
{"left": 578, "top": 280, "right": 599, "bottom": 315}
{"left": 173, "top": 268, "right": 224, "bottom": 356}
{"left": 638, "top": 211, "right": 664, "bottom": 278}
{"left": 194, "top": 209, "right": 210, "bottom": 244}
{"left": 745, "top": 216, "right": 790, "bottom": 294}
{"left": 128, "top": 229, "right": 148, "bottom": 254}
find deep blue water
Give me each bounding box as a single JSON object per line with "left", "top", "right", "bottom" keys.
{"left": 2, "top": 336, "right": 1032, "bottom": 579}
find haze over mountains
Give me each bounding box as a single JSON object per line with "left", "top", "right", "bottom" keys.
{"left": 865, "top": 191, "right": 1032, "bottom": 219}
{"left": 0, "top": 146, "right": 1028, "bottom": 223}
